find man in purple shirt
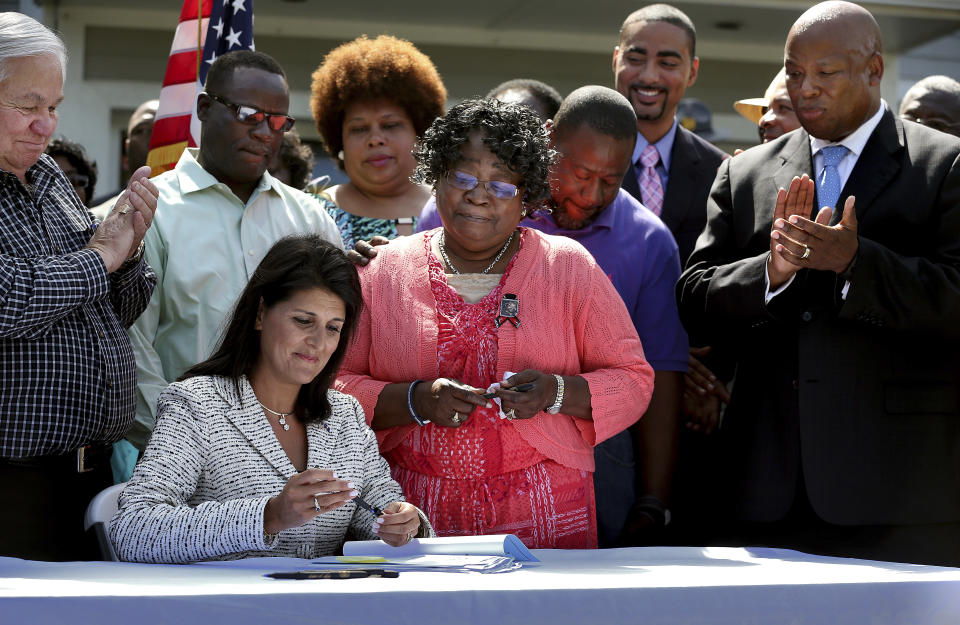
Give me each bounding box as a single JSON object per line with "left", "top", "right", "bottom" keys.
{"left": 417, "top": 86, "right": 687, "bottom": 546}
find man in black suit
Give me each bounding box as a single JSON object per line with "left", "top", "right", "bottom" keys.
{"left": 612, "top": 4, "right": 728, "bottom": 546}
{"left": 677, "top": 0, "right": 960, "bottom": 566}
{"left": 613, "top": 4, "right": 726, "bottom": 264}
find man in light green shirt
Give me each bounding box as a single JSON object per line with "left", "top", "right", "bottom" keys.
{"left": 126, "top": 51, "right": 342, "bottom": 452}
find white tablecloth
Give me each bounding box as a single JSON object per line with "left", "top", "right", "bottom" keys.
{"left": 2, "top": 547, "right": 959, "bottom": 624}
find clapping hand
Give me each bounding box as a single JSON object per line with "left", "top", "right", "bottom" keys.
{"left": 86, "top": 165, "right": 158, "bottom": 272}
{"left": 767, "top": 175, "right": 815, "bottom": 289}
{"left": 772, "top": 193, "right": 859, "bottom": 274}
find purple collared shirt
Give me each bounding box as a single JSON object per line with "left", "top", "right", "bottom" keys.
{"left": 416, "top": 190, "right": 688, "bottom": 372}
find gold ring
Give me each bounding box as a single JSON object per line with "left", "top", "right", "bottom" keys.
{"left": 451, "top": 412, "right": 461, "bottom": 425}
{"left": 506, "top": 408, "right": 517, "bottom": 419}
{"left": 117, "top": 202, "right": 131, "bottom": 215}
{"left": 801, "top": 245, "right": 812, "bottom": 260}
{"left": 406, "top": 530, "right": 416, "bottom": 542}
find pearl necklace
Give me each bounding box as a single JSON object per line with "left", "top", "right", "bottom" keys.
{"left": 439, "top": 230, "right": 515, "bottom": 275}
{"left": 259, "top": 401, "right": 292, "bottom": 431}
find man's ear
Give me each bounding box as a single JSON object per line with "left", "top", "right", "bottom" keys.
{"left": 868, "top": 52, "right": 884, "bottom": 86}
{"left": 687, "top": 56, "right": 700, "bottom": 88}
{"left": 612, "top": 46, "right": 620, "bottom": 74}
{"left": 196, "top": 93, "right": 212, "bottom": 122}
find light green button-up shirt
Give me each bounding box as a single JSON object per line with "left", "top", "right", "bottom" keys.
{"left": 127, "top": 148, "right": 343, "bottom": 448}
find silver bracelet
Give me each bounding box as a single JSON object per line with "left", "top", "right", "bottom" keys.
{"left": 547, "top": 374, "right": 564, "bottom": 414}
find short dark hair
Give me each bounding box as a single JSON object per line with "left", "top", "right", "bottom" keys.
{"left": 181, "top": 235, "right": 362, "bottom": 423}
{"left": 621, "top": 4, "right": 697, "bottom": 58}
{"left": 487, "top": 78, "right": 563, "bottom": 120}
{"left": 553, "top": 85, "right": 637, "bottom": 143}
{"left": 412, "top": 98, "right": 554, "bottom": 207}
{"left": 45, "top": 137, "right": 98, "bottom": 203}
{"left": 310, "top": 35, "right": 447, "bottom": 168}
{"left": 204, "top": 50, "right": 286, "bottom": 96}
{"left": 274, "top": 130, "right": 314, "bottom": 189}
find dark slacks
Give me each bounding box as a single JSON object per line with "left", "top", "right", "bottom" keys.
{"left": 712, "top": 476, "right": 960, "bottom": 568}
{"left": 0, "top": 446, "right": 113, "bottom": 561}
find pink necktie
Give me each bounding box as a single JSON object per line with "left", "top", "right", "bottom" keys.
{"left": 638, "top": 144, "right": 663, "bottom": 216}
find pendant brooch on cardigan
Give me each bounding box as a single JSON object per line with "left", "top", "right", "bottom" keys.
{"left": 495, "top": 294, "right": 521, "bottom": 328}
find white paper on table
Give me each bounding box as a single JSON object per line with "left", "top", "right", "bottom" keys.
{"left": 342, "top": 534, "right": 539, "bottom": 562}
{"left": 311, "top": 554, "right": 522, "bottom": 573}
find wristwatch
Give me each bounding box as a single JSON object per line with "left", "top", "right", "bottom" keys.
{"left": 119, "top": 241, "right": 145, "bottom": 269}
{"left": 547, "top": 374, "right": 564, "bottom": 414}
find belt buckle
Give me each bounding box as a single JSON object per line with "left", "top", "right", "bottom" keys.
{"left": 76, "top": 445, "right": 93, "bottom": 473}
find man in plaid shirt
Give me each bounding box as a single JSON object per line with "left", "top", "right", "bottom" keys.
{"left": 0, "top": 13, "right": 158, "bottom": 561}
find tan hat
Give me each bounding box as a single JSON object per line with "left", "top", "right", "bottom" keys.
{"left": 733, "top": 97, "right": 767, "bottom": 125}
{"left": 733, "top": 68, "right": 787, "bottom": 125}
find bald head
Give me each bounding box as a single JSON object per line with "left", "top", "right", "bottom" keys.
{"left": 899, "top": 76, "right": 960, "bottom": 138}
{"left": 789, "top": 1, "right": 881, "bottom": 56}
{"left": 784, "top": 1, "right": 884, "bottom": 142}
{"left": 553, "top": 85, "right": 637, "bottom": 142}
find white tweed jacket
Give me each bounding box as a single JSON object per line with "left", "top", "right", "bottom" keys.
{"left": 111, "top": 374, "right": 432, "bottom": 563}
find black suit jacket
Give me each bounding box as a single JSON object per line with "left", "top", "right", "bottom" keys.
{"left": 676, "top": 109, "right": 960, "bottom": 525}
{"left": 622, "top": 125, "right": 726, "bottom": 264}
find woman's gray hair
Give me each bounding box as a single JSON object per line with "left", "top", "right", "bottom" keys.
{"left": 0, "top": 13, "right": 67, "bottom": 84}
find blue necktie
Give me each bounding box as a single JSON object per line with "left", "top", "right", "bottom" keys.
{"left": 816, "top": 145, "right": 849, "bottom": 211}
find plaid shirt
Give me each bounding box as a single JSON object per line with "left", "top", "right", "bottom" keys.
{"left": 0, "top": 155, "right": 156, "bottom": 457}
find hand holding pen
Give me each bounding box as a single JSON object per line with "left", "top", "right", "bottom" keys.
{"left": 369, "top": 500, "right": 421, "bottom": 547}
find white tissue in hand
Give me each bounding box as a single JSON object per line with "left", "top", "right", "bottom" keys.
{"left": 485, "top": 371, "right": 517, "bottom": 419}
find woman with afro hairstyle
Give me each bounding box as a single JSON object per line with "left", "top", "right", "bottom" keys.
{"left": 336, "top": 99, "right": 654, "bottom": 549}
{"left": 310, "top": 35, "right": 446, "bottom": 250}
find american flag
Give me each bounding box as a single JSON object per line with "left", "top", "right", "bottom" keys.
{"left": 146, "top": 0, "right": 255, "bottom": 176}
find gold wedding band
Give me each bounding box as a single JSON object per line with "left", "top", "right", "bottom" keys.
{"left": 117, "top": 202, "right": 131, "bottom": 215}
{"left": 451, "top": 411, "right": 461, "bottom": 425}
{"left": 506, "top": 408, "right": 517, "bottom": 419}
{"left": 801, "top": 245, "right": 812, "bottom": 260}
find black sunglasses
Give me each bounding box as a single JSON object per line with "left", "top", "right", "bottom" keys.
{"left": 205, "top": 93, "right": 295, "bottom": 132}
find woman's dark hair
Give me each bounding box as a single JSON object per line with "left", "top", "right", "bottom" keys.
{"left": 45, "top": 137, "right": 98, "bottom": 205}
{"left": 180, "top": 235, "right": 362, "bottom": 422}
{"left": 412, "top": 98, "right": 554, "bottom": 207}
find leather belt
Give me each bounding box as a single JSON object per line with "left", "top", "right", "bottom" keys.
{"left": 0, "top": 443, "right": 112, "bottom": 473}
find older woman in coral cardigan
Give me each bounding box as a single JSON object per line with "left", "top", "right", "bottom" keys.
{"left": 336, "top": 99, "right": 653, "bottom": 548}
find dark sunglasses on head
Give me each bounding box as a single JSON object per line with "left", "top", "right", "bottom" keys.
{"left": 445, "top": 170, "right": 519, "bottom": 200}
{"left": 205, "top": 92, "right": 295, "bottom": 132}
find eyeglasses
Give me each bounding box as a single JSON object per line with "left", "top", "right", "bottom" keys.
{"left": 204, "top": 93, "right": 295, "bottom": 132}
{"left": 445, "top": 170, "right": 519, "bottom": 200}
{"left": 66, "top": 173, "right": 89, "bottom": 189}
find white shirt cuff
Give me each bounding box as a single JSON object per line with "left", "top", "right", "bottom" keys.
{"left": 764, "top": 257, "right": 795, "bottom": 304}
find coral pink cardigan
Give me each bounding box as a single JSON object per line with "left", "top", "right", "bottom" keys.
{"left": 336, "top": 228, "right": 654, "bottom": 472}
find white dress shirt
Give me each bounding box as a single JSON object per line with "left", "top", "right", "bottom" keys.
{"left": 127, "top": 149, "right": 343, "bottom": 447}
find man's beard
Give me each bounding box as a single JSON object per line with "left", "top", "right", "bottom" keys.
{"left": 635, "top": 100, "right": 668, "bottom": 121}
